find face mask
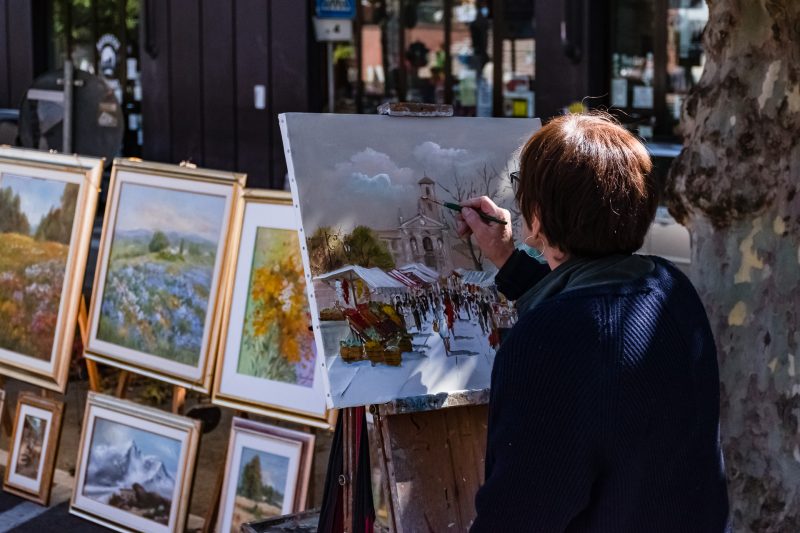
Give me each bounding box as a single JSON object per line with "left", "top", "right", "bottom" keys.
{"left": 519, "top": 243, "right": 546, "bottom": 263}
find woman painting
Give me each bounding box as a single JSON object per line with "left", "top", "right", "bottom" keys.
{"left": 458, "top": 114, "right": 729, "bottom": 532}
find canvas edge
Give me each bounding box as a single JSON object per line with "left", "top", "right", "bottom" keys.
{"left": 69, "top": 391, "right": 202, "bottom": 533}
{"left": 278, "top": 113, "right": 336, "bottom": 411}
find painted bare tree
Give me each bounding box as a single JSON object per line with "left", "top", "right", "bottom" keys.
{"left": 438, "top": 164, "right": 507, "bottom": 270}
{"left": 666, "top": 2, "right": 800, "bottom": 530}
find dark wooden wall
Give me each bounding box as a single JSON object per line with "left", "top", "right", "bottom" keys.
{"left": 0, "top": 0, "right": 37, "bottom": 109}
{"left": 140, "top": 0, "right": 312, "bottom": 189}
{"left": 534, "top": 0, "right": 609, "bottom": 120}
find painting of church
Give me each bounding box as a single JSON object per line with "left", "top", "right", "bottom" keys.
{"left": 376, "top": 176, "right": 454, "bottom": 273}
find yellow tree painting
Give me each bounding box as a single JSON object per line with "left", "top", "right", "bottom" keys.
{"left": 238, "top": 228, "right": 314, "bottom": 386}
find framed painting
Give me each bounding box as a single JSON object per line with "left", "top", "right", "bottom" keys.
{"left": 215, "top": 417, "right": 314, "bottom": 533}
{"left": 3, "top": 392, "right": 65, "bottom": 505}
{"left": 212, "top": 189, "right": 334, "bottom": 428}
{"left": 280, "top": 113, "right": 541, "bottom": 408}
{"left": 0, "top": 147, "right": 103, "bottom": 391}
{"left": 70, "top": 392, "right": 201, "bottom": 533}
{"left": 85, "top": 158, "right": 245, "bottom": 392}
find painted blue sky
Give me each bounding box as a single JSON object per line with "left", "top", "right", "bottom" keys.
{"left": 91, "top": 417, "right": 181, "bottom": 475}
{"left": 238, "top": 446, "right": 289, "bottom": 493}
{"left": 115, "top": 182, "right": 226, "bottom": 242}
{"left": 0, "top": 173, "right": 67, "bottom": 228}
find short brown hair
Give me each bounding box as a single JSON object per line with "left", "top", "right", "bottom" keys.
{"left": 516, "top": 113, "right": 657, "bottom": 257}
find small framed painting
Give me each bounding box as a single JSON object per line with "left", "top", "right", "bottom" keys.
{"left": 3, "top": 392, "right": 65, "bottom": 505}
{"left": 70, "top": 392, "right": 201, "bottom": 533}
{"left": 85, "top": 158, "right": 245, "bottom": 392}
{"left": 215, "top": 417, "right": 315, "bottom": 533}
{"left": 0, "top": 147, "right": 103, "bottom": 391}
{"left": 212, "top": 189, "right": 334, "bottom": 428}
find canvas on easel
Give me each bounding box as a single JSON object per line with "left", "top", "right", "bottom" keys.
{"left": 279, "top": 113, "right": 540, "bottom": 409}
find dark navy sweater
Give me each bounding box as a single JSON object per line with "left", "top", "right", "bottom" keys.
{"left": 471, "top": 252, "right": 729, "bottom": 532}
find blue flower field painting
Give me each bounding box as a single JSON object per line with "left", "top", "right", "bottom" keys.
{"left": 97, "top": 183, "right": 226, "bottom": 365}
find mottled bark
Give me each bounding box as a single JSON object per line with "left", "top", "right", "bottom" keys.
{"left": 666, "top": 1, "right": 800, "bottom": 531}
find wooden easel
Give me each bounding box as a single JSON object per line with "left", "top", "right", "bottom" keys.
{"left": 335, "top": 103, "right": 490, "bottom": 533}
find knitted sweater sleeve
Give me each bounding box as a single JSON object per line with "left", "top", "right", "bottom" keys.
{"left": 471, "top": 304, "right": 602, "bottom": 532}
{"left": 495, "top": 249, "right": 551, "bottom": 300}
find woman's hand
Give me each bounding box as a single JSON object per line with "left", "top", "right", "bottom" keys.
{"left": 455, "top": 196, "right": 515, "bottom": 269}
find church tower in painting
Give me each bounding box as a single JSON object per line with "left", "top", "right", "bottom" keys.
{"left": 417, "top": 174, "right": 441, "bottom": 221}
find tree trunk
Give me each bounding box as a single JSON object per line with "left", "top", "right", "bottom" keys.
{"left": 666, "top": 2, "right": 800, "bottom": 531}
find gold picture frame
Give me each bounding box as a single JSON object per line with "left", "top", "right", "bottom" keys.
{"left": 70, "top": 392, "right": 201, "bottom": 533}
{"left": 212, "top": 189, "right": 336, "bottom": 429}
{"left": 0, "top": 146, "right": 103, "bottom": 392}
{"left": 216, "top": 417, "right": 316, "bottom": 533}
{"left": 3, "top": 392, "right": 65, "bottom": 506}
{"left": 84, "top": 158, "right": 245, "bottom": 392}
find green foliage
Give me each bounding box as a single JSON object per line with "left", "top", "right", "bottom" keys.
{"left": 239, "top": 454, "right": 264, "bottom": 501}
{"left": 0, "top": 188, "right": 31, "bottom": 235}
{"left": 240, "top": 328, "right": 298, "bottom": 382}
{"left": 148, "top": 231, "right": 170, "bottom": 253}
{"left": 344, "top": 226, "right": 395, "bottom": 269}
{"left": 34, "top": 185, "right": 78, "bottom": 245}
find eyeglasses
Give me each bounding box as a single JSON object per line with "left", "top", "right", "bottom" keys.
{"left": 509, "top": 171, "right": 520, "bottom": 192}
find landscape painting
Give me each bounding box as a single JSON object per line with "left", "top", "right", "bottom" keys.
{"left": 4, "top": 393, "right": 64, "bottom": 505}
{"left": 82, "top": 417, "right": 181, "bottom": 526}
{"left": 71, "top": 393, "right": 200, "bottom": 532}
{"left": 214, "top": 195, "right": 331, "bottom": 427}
{"left": 281, "top": 113, "right": 540, "bottom": 408}
{"left": 216, "top": 418, "right": 312, "bottom": 533}
{"left": 229, "top": 446, "right": 290, "bottom": 531}
{"left": 238, "top": 227, "right": 315, "bottom": 386}
{"left": 0, "top": 173, "right": 78, "bottom": 362}
{"left": 96, "top": 182, "right": 227, "bottom": 366}
{"left": 14, "top": 414, "right": 46, "bottom": 479}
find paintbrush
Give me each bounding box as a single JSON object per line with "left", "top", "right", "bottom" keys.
{"left": 421, "top": 196, "right": 508, "bottom": 225}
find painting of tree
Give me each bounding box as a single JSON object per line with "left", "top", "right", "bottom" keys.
{"left": 342, "top": 226, "right": 395, "bottom": 270}
{"left": 238, "top": 228, "right": 315, "bottom": 386}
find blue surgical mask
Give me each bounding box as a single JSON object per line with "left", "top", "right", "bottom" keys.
{"left": 519, "top": 243, "right": 546, "bottom": 263}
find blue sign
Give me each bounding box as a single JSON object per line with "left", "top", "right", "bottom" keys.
{"left": 316, "top": 0, "right": 356, "bottom": 19}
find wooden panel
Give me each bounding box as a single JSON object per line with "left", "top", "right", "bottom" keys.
{"left": 375, "top": 405, "right": 488, "bottom": 533}
{"left": 201, "top": 0, "right": 236, "bottom": 171}
{"left": 6, "top": 0, "right": 33, "bottom": 107}
{"left": 269, "top": 0, "right": 309, "bottom": 189}
{"left": 140, "top": 0, "right": 172, "bottom": 162}
{"left": 169, "top": 0, "right": 203, "bottom": 164}
{"left": 0, "top": 0, "right": 9, "bottom": 107}
{"left": 235, "top": 0, "right": 270, "bottom": 188}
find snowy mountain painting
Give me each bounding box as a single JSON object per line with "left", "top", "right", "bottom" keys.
{"left": 83, "top": 418, "right": 181, "bottom": 525}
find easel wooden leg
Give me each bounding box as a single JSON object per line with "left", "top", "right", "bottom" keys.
{"left": 201, "top": 409, "right": 243, "bottom": 533}
{"left": 171, "top": 385, "right": 187, "bottom": 414}
{"left": 115, "top": 370, "right": 131, "bottom": 399}
{"left": 78, "top": 297, "right": 102, "bottom": 393}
